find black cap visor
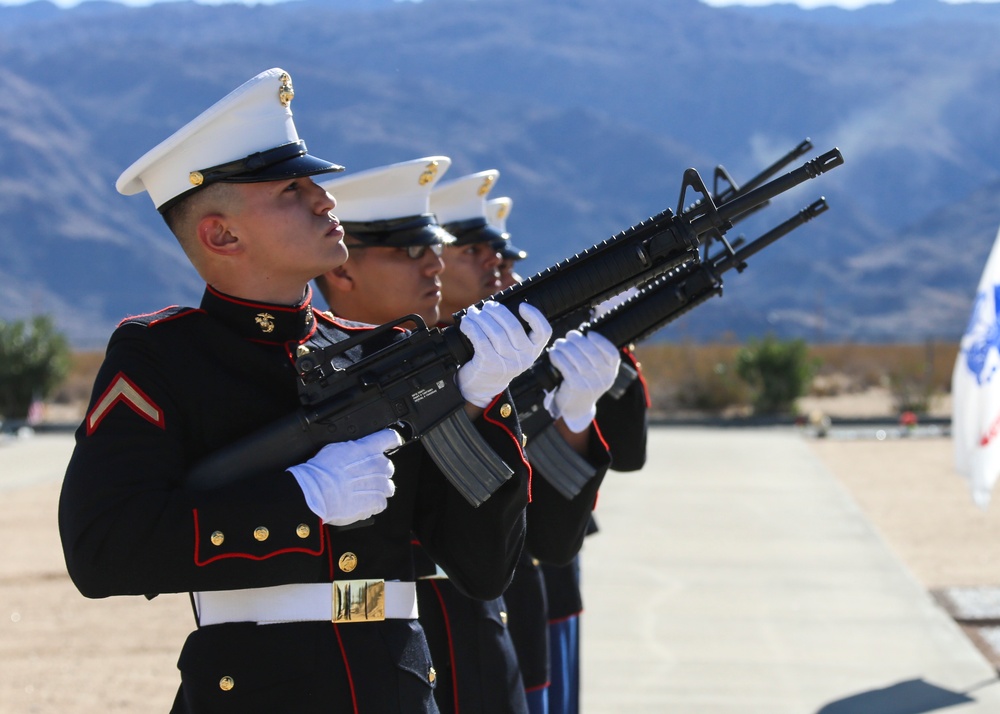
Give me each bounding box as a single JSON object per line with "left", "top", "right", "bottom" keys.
{"left": 342, "top": 214, "right": 455, "bottom": 248}
{"left": 441, "top": 217, "right": 505, "bottom": 247}
{"left": 493, "top": 236, "right": 527, "bottom": 261}
{"left": 158, "top": 141, "right": 344, "bottom": 213}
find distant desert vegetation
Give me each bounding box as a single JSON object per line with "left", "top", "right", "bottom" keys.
{"left": 634, "top": 340, "right": 958, "bottom": 419}
{"left": 52, "top": 342, "right": 960, "bottom": 424}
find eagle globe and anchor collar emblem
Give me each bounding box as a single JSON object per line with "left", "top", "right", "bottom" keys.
{"left": 255, "top": 312, "right": 276, "bottom": 334}
{"left": 251, "top": 305, "right": 313, "bottom": 336}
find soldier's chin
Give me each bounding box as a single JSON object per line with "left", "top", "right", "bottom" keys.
{"left": 328, "top": 241, "right": 350, "bottom": 267}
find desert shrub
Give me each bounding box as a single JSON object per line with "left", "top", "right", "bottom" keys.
{"left": 0, "top": 316, "right": 71, "bottom": 420}
{"left": 735, "top": 335, "right": 819, "bottom": 415}
{"left": 634, "top": 341, "right": 748, "bottom": 415}
{"left": 674, "top": 360, "right": 748, "bottom": 413}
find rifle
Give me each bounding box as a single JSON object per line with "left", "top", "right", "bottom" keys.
{"left": 550, "top": 138, "right": 816, "bottom": 339}
{"left": 519, "top": 198, "right": 830, "bottom": 498}
{"left": 711, "top": 138, "right": 814, "bottom": 206}
{"left": 187, "top": 150, "right": 843, "bottom": 506}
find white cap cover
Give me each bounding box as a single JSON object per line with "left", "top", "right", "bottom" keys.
{"left": 322, "top": 156, "right": 450, "bottom": 222}
{"left": 320, "top": 157, "right": 456, "bottom": 247}
{"left": 430, "top": 170, "right": 503, "bottom": 246}
{"left": 485, "top": 196, "right": 512, "bottom": 233}
{"left": 116, "top": 68, "right": 343, "bottom": 211}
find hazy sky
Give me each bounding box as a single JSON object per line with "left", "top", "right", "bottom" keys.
{"left": 0, "top": 0, "right": 994, "bottom": 8}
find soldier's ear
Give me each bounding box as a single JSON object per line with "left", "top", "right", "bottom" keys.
{"left": 197, "top": 214, "right": 240, "bottom": 256}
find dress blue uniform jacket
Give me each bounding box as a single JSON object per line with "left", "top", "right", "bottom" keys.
{"left": 541, "top": 348, "right": 650, "bottom": 628}
{"left": 58, "top": 285, "right": 531, "bottom": 714}
{"left": 414, "top": 386, "right": 613, "bottom": 712}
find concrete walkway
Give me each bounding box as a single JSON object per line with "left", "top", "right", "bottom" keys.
{"left": 580, "top": 426, "right": 1000, "bottom": 713}
{"left": 5, "top": 427, "right": 1000, "bottom": 712}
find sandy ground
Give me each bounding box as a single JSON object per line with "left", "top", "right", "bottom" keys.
{"left": 808, "top": 434, "right": 1000, "bottom": 591}
{"left": 0, "top": 434, "right": 192, "bottom": 713}
{"left": 1, "top": 390, "right": 995, "bottom": 712}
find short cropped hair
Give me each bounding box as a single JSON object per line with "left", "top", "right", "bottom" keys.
{"left": 161, "top": 183, "right": 242, "bottom": 254}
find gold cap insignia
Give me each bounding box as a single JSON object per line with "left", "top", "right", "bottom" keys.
{"left": 255, "top": 312, "right": 276, "bottom": 333}
{"left": 418, "top": 161, "right": 440, "bottom": 186}
{"left": 278, "top": 72, "right": 294, "bottom": 108}
{"left": 477, "top": 175, "right": 495, "bottom": 196}
{"left": 189, "top": 171, "right": 204, "bottom": 186}
{"left": 496, "top": 204, "right": 508, "bottom": 219}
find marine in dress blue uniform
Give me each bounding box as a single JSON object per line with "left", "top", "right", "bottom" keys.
{"left": 480, "top": 198, "right": 650, "bottom": 714}
{"left": 430, "top": 179, "right": 617, "bottom": 714}
{"left": 58, "top": 70, "right": 548, "bottom": 714}
{"left": 542, "top": 348, "right": 650, "bottom": 714}
{"left": 314, "top": 157, "right": 527, "bottom": 714}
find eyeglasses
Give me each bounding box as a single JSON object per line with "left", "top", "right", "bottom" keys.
{"left": 347, "top": 242, "right": 445, "bottom": 260}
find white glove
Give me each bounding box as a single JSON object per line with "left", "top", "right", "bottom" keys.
{"left": 545, "top": 330, "right": 621, "bottom": 433}
{"left": 457, "top": 301, "right": 553, "bottom": 408}
{"left": 288, "top": 429, "right": 402, "bottom": 526}
{"left": 592, "top": 286, "right": 639, "bottom": 320}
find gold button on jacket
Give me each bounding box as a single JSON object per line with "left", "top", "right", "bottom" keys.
{"left": 338, "top": 552, "right": 358, "bottom": 572}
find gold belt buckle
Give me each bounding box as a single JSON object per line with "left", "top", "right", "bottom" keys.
{"left": 332, "top": 579, "right": 386, "bottom": 623}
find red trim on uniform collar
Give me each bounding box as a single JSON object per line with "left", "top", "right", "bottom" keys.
{"left": 201, "top": 284, "right": 317, "bottom": 344}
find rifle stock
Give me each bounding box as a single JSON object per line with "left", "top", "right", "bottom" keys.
{"left": 186, "top": 150, "right": 843, "bottom": 504}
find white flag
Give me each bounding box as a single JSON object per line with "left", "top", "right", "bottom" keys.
{"left": 953, "top": 224, "right": 1000, "bottom": 508}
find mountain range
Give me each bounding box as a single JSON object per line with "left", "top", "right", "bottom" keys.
{"left": 2, "top": 0, "right": 999, "bottom": 348}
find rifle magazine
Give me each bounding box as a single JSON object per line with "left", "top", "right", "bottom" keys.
{"left": 526, "top": 423, "right": 599, "bottom": 500}
{"left": 422, "top": 411, "right": 514, "bottom": 507}
{"left": 606, "top": 361, "right": 639, "bottom": 401}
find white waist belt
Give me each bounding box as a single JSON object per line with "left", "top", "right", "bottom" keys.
{"left": 195, "top": 581, "right": 418, "bottom": 626}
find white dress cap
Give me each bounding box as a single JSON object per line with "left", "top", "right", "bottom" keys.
{"left": 430, "top": 170, "right": 500, "bottom": 225}
{"left": 430, "top": 170, "right": 503, "bottom": 246}
{"left": 116, "top": 67, "right": 343, "bottom": 211}
{"left": 320, "top": 157, "right": 456, "bottom": 247}
{"left": 485, "top": 196, "right": 512, "bottom": 234}
{"left": 486, "top": 196, "right": 527, "bottom": 261}
{"left": 321, "top": 156, "right": 451, "bottom": 222}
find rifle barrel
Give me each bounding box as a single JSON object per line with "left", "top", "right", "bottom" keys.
{"left": 693, "top": 148, "right": 842, "bottom": 235}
